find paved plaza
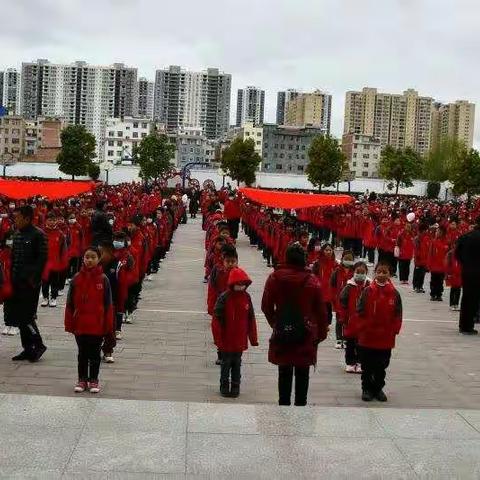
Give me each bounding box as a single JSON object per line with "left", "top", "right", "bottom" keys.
{"left": 0, "top": 218, "right": 479, "bottom": 478}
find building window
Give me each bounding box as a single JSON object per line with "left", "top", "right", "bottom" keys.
{"left": 276, "top": 164, "right": 282, "bottom": 170}
{"left": 141, "top": 133, "right": 147, "bottom": 138}
{"left": 117, "top": 131, "right": 123, "bottom": 137}
{"left": 280, "top": 153, "right": 284, "bottom": 158}
{"left": 363, "top": 154, "right": 369, "bottom": 159}
{"left": 353, "top": 153, "right": 357, "bottom": 158}
{"left": 362, "top": 171, "right": 369, "bottom": 177}
{"left": 108, "top": 131, "right": 114, "bottom": 137}
{"left": 354, "top": 144, "right": 357, "bottom": 149}
{"left": 11, "top": 138, "right": 19, "bottom": 144}
{"left": 133, "top": 132, "right": 138, "bottom": 138}
{"left": 264, "top": 163, "right": 270, "bottom": 169}
{"left": 363, "top": 162, "right": 369, "bottom": 167}
{"left": 118, "top": 141, "right": 123, "bottom": 147}
{"left": 297, "top": 165, "right": 304, "bottom": 171}
{"left": 280, "top": 144, "right": 285, "bottom": 149}
{"left": 353, "top": 162, "right": 357, "bottom": 167}
{"left": 108, "top": 140, "right": 114, "bottom": 146}
{"left": 108, "top": 150, "right": 114, "bottom": 156}
{"left": 142, "top": 123, "right": 148, "bottom": 128}
{"left": 288, "top": 145, "right": 293, "bottom": 150}
{"left": 133, "top": 122, "right": 138, "bottom": 128}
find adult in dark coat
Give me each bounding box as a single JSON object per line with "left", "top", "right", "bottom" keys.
{"left": 455, "top": 216, "right": 480, "bottom": 335}
{"left": 262, "top": 242, "right": 328, "bottom": 406}
{"left": 91, "top": 200, "right": 113, "bottom": 246}
{"left": 189, "top": 188, "right": 200, "bottom": 219}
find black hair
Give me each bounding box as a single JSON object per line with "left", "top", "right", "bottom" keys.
{"left": 375, "top": 260, "right": 392, "bottom": 273}
{"left": 307, "top": 236, "right": 321, "bottom": 252}
{"left": 341, "top": 249, "right": 354, "bottom": 260}
{"left": 221, "top": 244, "right": 238, "bottom": 259}
{"left": 15, "top": 205, "right": 34, "bottom": 222}
{"left": 84, "top": 246, "right": 101, "bottom": 257}
{"left": 286, "top": 242, "right": 307, "bottom": 268}
{"left": 353, "top": 260, "right": 368, "bottom": 272}
{"left": 113, "top": 231, "right": 127, "bottom": 241}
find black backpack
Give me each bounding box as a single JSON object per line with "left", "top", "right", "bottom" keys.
{"left": 274, "top": 276, "right": 309, "bottom": 345}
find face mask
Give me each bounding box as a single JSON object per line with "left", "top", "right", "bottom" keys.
{"left": 0, "top": 213, "right": 8, "bottom": 219}
{"left": 108, "top": 219, "right": 114, "bottom": 226}
{"left": 147, "top": 218, "right": 153, "bottom": 224}
{"left": 113, "top": 240, "right": 125, "bottom": 250}
{"left": 8, "top": 204, "right": 15, "bottom": 210}
{"left": 314, "top": 245, "right": 321, "bottom": 252}
{"left": 5, "top": 239, "right": 13, "bottom": 247}
{"left": 68, "top": 218, "right": 76, "bottom": 224}
{"left": 354, "top": 273, "right": 367, "bottom": 283}
{"left": 342, "top": 260, "right": 354, "bottom": 267}
{"left": 233, "top": 285, "right": 247, "bottom": 292}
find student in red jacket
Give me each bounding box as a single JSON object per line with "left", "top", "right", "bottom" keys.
{"left": 213, "top": 267, "right": 258, "bottom": 398}
{"left": 65, "top": 246, "right": 114, "bottom": 394}
{"left": 428, "top": 225, "right": 449, "bottom": 301}
{"left": 330, "top": 250, "right": 355, "bottom": 349}
{"left": 312, "top": 243, "right": 337, "bottom": 325}
{"left": 339, "top": 261, "right": 370, "bottom": 373}
{"left": 412, "top": 222, "right": 430, "bottom": 293}
{"left": 0, "top": 232, "right": 15, "bottom": 335}
{"left": 445, "top": 248, "right": 462, "bottom": 311}
{"left": 396, "top": 222, "right": 415, "bottom": 284}
{"left": 357, "top": 261, "right": 402, "bottom": 402}
{"left": 67, "top": 213, "right": 83, "bottom": 280}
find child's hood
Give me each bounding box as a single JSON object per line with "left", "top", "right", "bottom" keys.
{"left": 228, "top": 267, "right": 252, "bottom": 288}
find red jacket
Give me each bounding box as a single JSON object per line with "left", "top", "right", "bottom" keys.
{"left": 212, "top": 268, "right": 258, "bottom": 353}
{"left": 207, "top": 264, "right": 231, "bottom": 316}
{"left": 114, "top": 249, "right": 136, "bottom": 313}
{"left": 64, "top": 265, "right": 114, "bottom": 336}
{"left": 312, "top": 256, "right": 337, "bottom": 303}
{"left": 428, "top": 236, "right": 449, "bottom": 273}
{"left": 330, "top": 264, "right": 354, "bottom": 313}
{"left": 262, "top": 266, "right": 328, "bottom": 367}
{"left": 339, "top": 278, "right": 371, "bottom": 338}
{"left": 43, "top": 227, "right": 68, "bottom": 279}
{"left": 396, "top": 229, "right": 414, "bottom": 260}
{"left": 414, "top": 232, "right": 431, "bottom": 267}
{"left": 224, "top": 198, "right": 241, "bottom": 220}
{"left": 67, "top": 222, "right": 84, "bottom": 259}
{"left": 0, "top": 248, "right": 13, "bottom": 302}
{"left": 445, "top": 250, "right": 462, "bottom": 288}
{"left": 357, "top": 281, "right": 402, "bottom": 350}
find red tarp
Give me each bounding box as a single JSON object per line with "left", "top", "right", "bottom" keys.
{"left": 0, "top": 179, "right": 96, "bottom": 200}
{"left": 240, "top": 187, "right": 352, "bottom": 210}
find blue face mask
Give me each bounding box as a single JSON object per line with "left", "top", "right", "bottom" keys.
{"left": 113, "top": 240, "right": 125, "bottom": 250}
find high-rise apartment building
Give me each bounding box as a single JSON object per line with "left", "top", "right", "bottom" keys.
{"left": 344, "top": 87, "right": 475, "bottom": 156}
{"left": 136, "top": 77, "right": 154, "bottom": 119}
{"left": 0, "top": 69, "right": 21, "bottom": 115}
{"left": 342, "top": 133, "right": 382, "bottom": 178}
{"left": 236, "top": 86, "right": 265, "bottom": 127}
{"left": 20, "top": 59, "right": 137, "bottom": 157}
{"left": 285, "top": 90, "right": 332, "bottom": 134}
{"left": 154, "top": 65, "right": 231, "bottom": 140}
{"left": 431, "top": 100, "right": 475, "bottom": 149}
{"left": 276, "top": 89, "right": 300, "bottom": 125}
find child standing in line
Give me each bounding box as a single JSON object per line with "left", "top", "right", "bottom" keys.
{"left": 0, "top": 231, "right": 15, "bottom": 335}
{"left": 312, "top": 243, "right": 337, "bottom": 326}
{"left": 330, "top": 250, "right": 355, "bottom": 349}
{"left": 356, "top": 261, "right": 402, "bottom": 402}
{"left": 445, "top": 248, "right": 462, "bottom": 311}
{"left": 213, "top": 267, "right": 258, "bottom": 398}
{"left": 339, "top": 261, "right": 370, "bottom": 374}
{"left": 65, "top": 246, "right": 114, "bottom": 394}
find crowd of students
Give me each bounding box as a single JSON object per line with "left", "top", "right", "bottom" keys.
{"left": 0, "top": 184, "right": 185, "bottom": 394}
{"left": 201, "top": 188, "right": 479, "bottom": 405}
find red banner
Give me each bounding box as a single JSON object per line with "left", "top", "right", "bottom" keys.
{"left": 0, "top": 179, "right": 96, "bottom": 200}
{"left": 240, "top": 187, "right": 352, "bottom": 210}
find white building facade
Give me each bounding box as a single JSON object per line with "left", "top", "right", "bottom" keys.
{"left": 342, "top": 133, "right": 382, "bottom": 178}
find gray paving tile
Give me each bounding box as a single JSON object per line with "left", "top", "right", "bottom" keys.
{"left": 458, "top": 410, "right": 480, "bottom": 433}
{"left": 64, "top": 473, "right": 185, "bottom": 479}
{"left": 0, "top": 469, "right": 63, "bottom": 479}
{"left": 0, "top": 393, "right": 93, "bottom": 428}
{"left": 66, "top": 430, "right": 186, "bottom": 474}
{"left": 373, "top": 408, "right": 480, "bottom": 439}
{"left": 395, "top": 438, "right": 480, "bottom": 479}
{"left": 188, "top": 403, "right": 386, "bottom": 437}
{"left": 186, "top": 433, "right": 415, "bottom": 479}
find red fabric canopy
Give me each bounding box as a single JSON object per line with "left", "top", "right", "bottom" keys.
{"left": 0, "top": 179, "right": 96, "bottom": 200}
{"left": 240, "top": 187, "right": 352, "bottom": 210}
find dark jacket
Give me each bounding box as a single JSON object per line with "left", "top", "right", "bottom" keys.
{"left": 91, "top": 209, "right": 113, "bottom": 246}
{"left": 455, "top": 228, "right": 480, "bottom": 275}
{"left": 11, "top": 224, "right": 48, "bottom": 287}
{"left": 262, "top": 266, "right": 328, "bottom": 367}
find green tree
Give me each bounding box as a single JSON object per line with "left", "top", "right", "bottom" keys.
{"left": 56, "top": 125, "right": 96, "bottom": 180}
{"left": 221, "top": 137, "right": 262, "bottom": 186}
{"left": 423, "top": 137, "right": 464, "bottom": 182}
{"left": 378, "top": 146, "right": 423, "bottom": 194}
{"left": 88, "top": 163, "right": 101, "bottom": 181}
{"left": 449, "top": 148, "right": 480, "bottom": 201}
{"left": 136, "top": 134, "right": 175, "bottom": 181}
{"left": 306, "top": 135, "right": 347, "bottom": 191}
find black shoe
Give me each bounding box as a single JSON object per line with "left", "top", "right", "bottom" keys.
{"left": 29, "top": 345, "right": 47, "bottom": 362}
{"left": 430, "top": 296, "right": 436, "bottom": 301}
{"left": 220, "top": 382, "right": 230, "bottom": 397}
{"left": 229, "top": 383, "right": 240, "bottom": 398}
{"left": 215, "top": 358, "right": 223, "bottom": 366}
{"left": 436, "top": 296, "right": 443, "bottom": 302}
{"left": 375, "top": 390, "right": 388, "bottom": 402}
{"left": 459, "top": 329, "right": 478, "bottom": 335}
{"left": 362, "top": 390, "right": 374, "bottom": 402}
{"left": 12, "top": 351, "right": 30, "bottom": 361}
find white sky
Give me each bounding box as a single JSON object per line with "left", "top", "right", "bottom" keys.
{"left": 1, "top": 0, "right": 478, "bottom": 145}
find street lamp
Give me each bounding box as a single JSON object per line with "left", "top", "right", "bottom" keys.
{"left": 100, "top": 161, "right": 114, "bottom": 185}
{"left": 1, "top": 152, "right": 14, "bottom": 178}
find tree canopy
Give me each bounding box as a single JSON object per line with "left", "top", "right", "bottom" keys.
{"left": 378, "top": 146, "right": 423, "bottom": 194}
{"left": 449, "top": 148, "right": 480, "bottom": 200}
{"left": 306, "top": 135, "right": 347, "bottom": 191}
{"left": 221, "top": 137, "right": 262, "bottom": 186}
{"left": 57, "top": 125, "right": 96, "bottom": 180}
{"left": 136, "top": 134, "right": 176, "bottom": 181}
{"left": 423, "top": 137, "right": 465, "bottom": 183}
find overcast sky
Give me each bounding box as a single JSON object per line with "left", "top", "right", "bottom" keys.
{"left": 1, "top": 0, "right": 478, "bottom": 145}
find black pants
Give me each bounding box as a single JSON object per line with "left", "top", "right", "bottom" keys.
{"left": 345, "top": 337, "right": 359, "bottom": 366}
{"left": 76, "top": 335, "right": 103, "bottom": 381}
{"left": 398, "top": 259, "right": 411, "bottom": 282}
{"left": 343, "top": 238, "right": 355, "bottom": 253}
{"left": 220, "top": 352, "right": 242, "bottom": 386}
{"left": 227, "top": 219, "right": 240, "bottom": 240}
{"left": 364, "top": 247, "right": 375, "bottom": 264}
{"left": 352, "top": 238, "right": 363, "bottom": 258}
{"left": 413, "top": 266, "right": 426, "bottom": 290}
{"left": 42, "top": 271, "right": 61, "bottom": 300}
{"left": 360, "top": 347, "right": 391, "bottom": 394}
{"left": 278, "top": 365, "right": 310, "bottom": 406}
{"left": 326, "top": 302, "right": 333, "bottom": 325}
{"left": 460, "top": 272, "right": 480, "bottom": 332}
{"left": 450, "top": 287, "right": 461, "bottom": 307}
{"left": 68, "top": 257, "right": 81, "bottom": 279}
{"left": 5, "top": 284, "right": 45, "bottom": 356}
{"left": 430, "top": 272, "right": 445, "bottom": 298}
{"left": 335, "top": 314, "right": 343, "bottom": 341}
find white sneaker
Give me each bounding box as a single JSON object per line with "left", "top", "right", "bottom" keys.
{"left": 146, "top": 275, "right": 153, "bottom": 282}
{"left": 124, "top": 313, "right": 133, "bottom": 324}
{"left": 66, "top": 278, "right": 70, "bottom": 285}
{"left": 103, "top": 355, "right": 115, "bottom": 363}
{"left": 57, "top": 290, "right": 64, "bottom": 297}
{"left": 2, "top": 326, "right": 10, "bottom": 335}
{"left": 334, "top": 340, "right": 343, "bottom": 349}
{"left": 345, "top": 365, "right": 356, "bottom": 373}
{"left": 49, "top": 299, "right": 57, "bottom": 308}
{"left": 355, "top": 364, "right": 363, "bottom": 374}
{"left": 41, "top": 297, "right": 49, "bottom": 307}
{"left": 115, "top": 331, "right": 123, "bottom": 340}
{"left": 8, "top": 327, "right": 19, "bottom": 336}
